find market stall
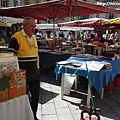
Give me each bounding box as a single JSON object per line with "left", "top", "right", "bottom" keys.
{"left": 55, "top": 55, "right": 120, "bottom": 105}
{"left": 0, "top": 53, "right": 34, "bottom": 120}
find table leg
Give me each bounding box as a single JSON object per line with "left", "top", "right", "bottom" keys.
{"left": 100, "top": 88, "right": 104, "bottom": 99}
{"left": 87, "top": 83, "right": 91, "bottom": 106}
{"left": 74, "top": 75, "right": 78, "bottom": 92}
{"left": 61, "top": 73, "right": 64, "bottom": 99}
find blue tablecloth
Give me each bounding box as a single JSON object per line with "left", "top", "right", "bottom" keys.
{"left": 105, "top": 59, "right": 120, "bottom": 76}
{"left": 55, "top": 56, "right": 120, "bottom": 94}
{"left": 67, "top": 56, "right": 120, "bottom": 76}
{"left": 39, "top": 51, "right": 71, "bottom": 67}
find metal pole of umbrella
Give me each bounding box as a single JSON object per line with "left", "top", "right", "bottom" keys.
{"left": 5, "top": 22, "right": 7, "bottom": 43}
{"left": 74, "top": 0, "right": 82, "bottom": 44}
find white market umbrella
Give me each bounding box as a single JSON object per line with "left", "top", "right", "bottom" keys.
{"left": 0, "top": 16, "right": 23, "bottom": 39}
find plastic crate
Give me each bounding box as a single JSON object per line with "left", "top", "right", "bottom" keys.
{"left": 104, "top": 81, "right": 114, "bottom": 91}
{"left": 114, "top": 75, "right": 120, "bottom": 86}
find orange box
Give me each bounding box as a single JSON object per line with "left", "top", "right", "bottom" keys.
{"left": 0, "top": 73, "right": 10, "bottom": 102}
{"left": 9, "top": 86, "right": 17, "bottom": 99}
{"left": 114, "top": 75, "right": 120, "bottom": 86}
{"left": 10, "top": 71, "right": 20, "bottom": 83}
{"left": 0, "top": 88, "right": 9, "bottom": 102}
{"left": 17, "top": 69, "right": 26, "bottom": 96}
{"left": 8, "top": 72, "right": 19, "bottom": 99}
{"left": 0, "top": 70, "right": 26, "bottom": 100}
{"left": 104, "top": 81, "right": 114, "bottom": 91}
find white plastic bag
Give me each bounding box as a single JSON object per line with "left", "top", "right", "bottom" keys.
{"left": 64, "top": 73, "right": 76, "bottom": 95}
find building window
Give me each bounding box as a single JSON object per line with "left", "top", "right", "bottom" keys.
{"left": 81, "top": 15, "right": 89, "bottom": 19}
{"left": 109, "top": 13, "right": 114, "bottom": 19}
{"left": 71, "top": 17, "right": 74, "bottom": 21}
{"left": 47, "top": 19, "right": 50, "bottom": 23}
{"left": 96, "top": 14, "right": 99, "bottom": 18}
{"left": 1, "top": 0, "right": 8, "bottom": 7}
{"left": 24, "top": 0, "right": 30, "bottom": 5}
{"left": 14, "top": 0, "right": 18, "bottom": 6}
{"left": 35, "top": 0, "right": 40, "bottom": 3}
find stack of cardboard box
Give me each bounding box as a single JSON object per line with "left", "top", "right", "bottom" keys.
{"left": 0, "top": 69, "right": 26, "bottom": 102}
{"left": 0, "top": 54, "right": 26, "bottom": 102}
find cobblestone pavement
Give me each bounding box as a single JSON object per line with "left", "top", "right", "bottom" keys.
{"left": 37, "top": 71, "right": 120, "bottom": 120}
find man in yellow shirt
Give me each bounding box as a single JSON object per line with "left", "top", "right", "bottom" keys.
{"left": 8, "top": 17, "right": 40, "bottom": 120}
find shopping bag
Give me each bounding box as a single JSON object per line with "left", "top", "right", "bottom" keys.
{"left": 64, "top": 73, "right": 76, "bottom": 95}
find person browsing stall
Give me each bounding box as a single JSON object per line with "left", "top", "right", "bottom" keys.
{"left": 7, "top": 17, "right": 40, "bottom": 120}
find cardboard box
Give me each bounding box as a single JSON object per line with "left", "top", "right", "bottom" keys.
{"left": 93, "top": 46, "right": 103, "bottom": 55}
{"left": 10, "top": 71, "right": 19, "bottom": 84}
{"left": 0, "top": 73, "right": 10, "bottom": 102}
{"left": 16, "top": 69, "right": 26, "bottom": 97}
{"left": 16, "top": 79, "right": 26, "bottom": 97}
{"left": 0, "top": 88, "right": 9, "bottom": 102}
{"left": 0, "top": 69, "right": 26, "bottom": 101}
{"left": 8, "top": 71, "right": 19, "bottom": 99}
{"left": 19, "top": 69, "right": 26, "bottom": 80}
{"left": 0, "top": 56, "right": 19, "bottom": 74}
{"left": 85, "top": 44, "right": 96, "bottom": 55}
{"left": 9, "top": 86, "right": 17, "bottom": 99}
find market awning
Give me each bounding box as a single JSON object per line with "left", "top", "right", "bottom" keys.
{"left": 102, "top": 17, "right": 120, "bottom": 25}
{"left": 60, "top": 26, "right": 94, "bottom": 31}
{"left": 36, "top": 23, "right": 59, "bottom": 29}
{"left": 0, "top": 16, "right": 23, "bottom": 26}
{"left": 0, "top": 0, "right": 119, "bottom": 21}
{"left": 58, "top": 18, "right": 107, "bottom": 27}
{"left": 101, "top": 17, "right": 120, "bottom": 29}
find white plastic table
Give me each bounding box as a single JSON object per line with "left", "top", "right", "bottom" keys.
{"left": 61, "top": 73, "right": 104, "bottom": 106}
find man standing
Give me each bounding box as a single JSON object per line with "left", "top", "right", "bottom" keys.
{"left": 8, "top": 17, "right": 40, "bottom": 120}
